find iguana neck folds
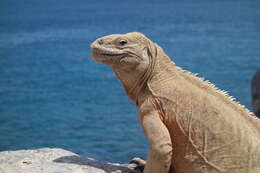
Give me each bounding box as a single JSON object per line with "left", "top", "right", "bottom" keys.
{"left": 128, "top": 46, "right": 157, "bottom": 103}
{"left": 114, "top": 49, "right": 156, "bottom": 103}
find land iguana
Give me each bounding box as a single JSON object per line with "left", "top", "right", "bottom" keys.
{"left": 90, "top": 32, "right": 260, "bottom": 173}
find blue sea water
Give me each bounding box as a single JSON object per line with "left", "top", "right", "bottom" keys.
{"left": 0, "top": 0, "right": 260, "bottom": 163}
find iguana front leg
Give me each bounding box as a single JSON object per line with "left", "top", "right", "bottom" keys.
{"left": 140, "top": 111, "right": 173, "bottom": 173}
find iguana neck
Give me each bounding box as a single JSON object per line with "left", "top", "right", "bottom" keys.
{"left": 113, "top": 47, "right": 157, "bottom": 103}
{"left": 113, "top": 69, "right": 150, "bottom": 104}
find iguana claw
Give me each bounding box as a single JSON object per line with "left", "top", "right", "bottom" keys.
{"left": 129, "top": 157, "right": 146, "bottom": 172}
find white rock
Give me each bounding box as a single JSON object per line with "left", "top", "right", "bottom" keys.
{"left": 0, "top": 148, "right": 135, "bottom": 173}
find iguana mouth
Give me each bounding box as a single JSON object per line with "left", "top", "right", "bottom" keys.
{"left": 91, "top": 47, "right": 126, "bottom": 65}
{"left": 92, "top": 51, "right": 124, "bottom": 57}
{"left": 91, "top": 46, "right": 125, "bottom": 57}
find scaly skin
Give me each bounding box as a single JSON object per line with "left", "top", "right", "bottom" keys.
{"left": 90, "top": 32, "right": 260, "bottom": 173}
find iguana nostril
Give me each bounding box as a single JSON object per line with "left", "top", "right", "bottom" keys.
{"left": 97, "top": 39, "right": 103, "bottom": 45}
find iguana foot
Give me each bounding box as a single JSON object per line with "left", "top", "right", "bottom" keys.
{"left": 129, "top": 157, "right": 146, "bottom": 172}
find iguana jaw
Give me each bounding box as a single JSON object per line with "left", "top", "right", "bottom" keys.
{"left": 90, "top": 41, "right": 125, "bottom": 64}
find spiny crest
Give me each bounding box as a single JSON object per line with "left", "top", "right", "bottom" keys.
{"left": 179, "top": 67, "right": 256, "bottom": 118}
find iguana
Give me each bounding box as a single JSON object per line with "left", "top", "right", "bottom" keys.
{"left": 90, "top": 32, "right": 260, "bottom": 173}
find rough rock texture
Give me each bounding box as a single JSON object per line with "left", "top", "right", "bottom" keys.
{"left": 0, "top": 148, "right": 135, "bottom": 173}
{"left": 252, "top": 70, "right": 260, "bottom": 117}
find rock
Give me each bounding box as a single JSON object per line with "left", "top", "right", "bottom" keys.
{"left": 0, "top": 148, "right": 136, "bottom": 173}
{"left": 252, "top": 70, "right": 260, "bottom": 117}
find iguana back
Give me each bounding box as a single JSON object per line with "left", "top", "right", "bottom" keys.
{"left": 146, "top": 46, "right": 260, "bottom": 172}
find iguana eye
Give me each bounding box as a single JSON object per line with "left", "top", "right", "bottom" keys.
{"left": 119, "top": 39, "right": 127, "bottom": 46}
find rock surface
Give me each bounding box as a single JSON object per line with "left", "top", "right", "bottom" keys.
{"left": 0, "top": 148, "right": 136, "bottom": 173}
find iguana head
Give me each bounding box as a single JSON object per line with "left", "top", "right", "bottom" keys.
{"left": 90, "top": 32, "right": 159, "bottom": 101}
{"left": 91, "top": 32, "right": 156, "bottom": 70}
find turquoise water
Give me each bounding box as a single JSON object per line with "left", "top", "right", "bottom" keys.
{"left": 0, "top": 0, "right": 260, "bottom": 163}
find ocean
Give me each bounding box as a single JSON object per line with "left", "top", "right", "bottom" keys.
{"left": 0, "top": 0, "right": 259, "bottom": 163}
